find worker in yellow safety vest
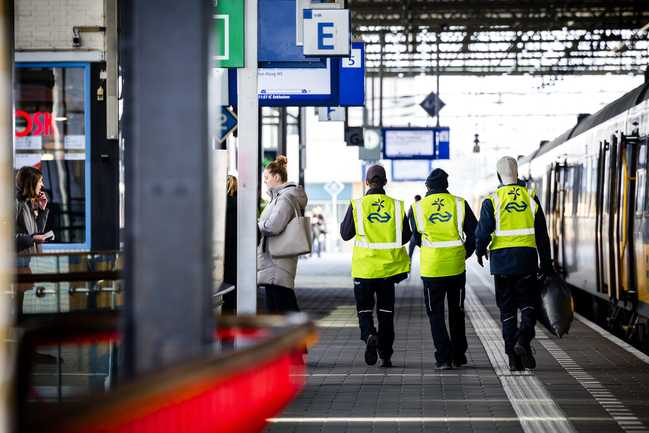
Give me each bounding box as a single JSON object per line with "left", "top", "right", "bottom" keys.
{"left": 409, "top": 169, "right": 478, "bottom": 370}
{"left": 475, "top": 156, "right": 554, "bottom": 372}
{"left": 340, "top": 164, "right": 411, "bottom": 368}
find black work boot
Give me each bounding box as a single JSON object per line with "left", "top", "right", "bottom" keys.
{"left": 435, "top": 361, "right": 453, "bottom": 370}
{"left": 514, "top": 342, "right": 536, "bottom": 370}
{"left": 380, "top": 358, "right": 393, "bottom": 368}
{"left": 364, "top": 334, "right": 378, "bottom": 366}
{"left": 453, "top": 354, "right": 468, "bottom": 368}
{"left": 508, "top": 353, "right": 523, "bottom": 371}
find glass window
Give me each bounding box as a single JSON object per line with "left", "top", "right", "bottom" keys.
{"left": 14, "top": 64, "right": 89, "bottom": 247}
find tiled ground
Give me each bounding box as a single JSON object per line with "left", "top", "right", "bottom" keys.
{"left": 264, "top": 253, "right": 649, "bottom": 433}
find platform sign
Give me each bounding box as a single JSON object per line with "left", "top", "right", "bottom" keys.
{"left": 258, "top": 60, "right": 334, "bottom": 106}
{"left": 302, "top": 9, "right": 350, "bottom": 56}
{"left": 214, "top": 0, "right": 244, "bottom": 68}
{"left": 391, "top": 160, "right": 433, "bottom": 181}
{"left": 382, "top": 127, "right": 450, "bottom": 160}
{"left": 296, "top": 0, "right": 344, "bottom": 46}
{"left": 338, "top": 41, "right": 365, "bottom": 106}
{"left": 219, "top": 107, "right": 237, "bottom": 144}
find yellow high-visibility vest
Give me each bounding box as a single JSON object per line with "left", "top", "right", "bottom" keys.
{"left": 351, "top": 194, "right": 410, "bottom": 279}
{"left": 412, "top": 193, "right": 466, "bottom": 278}
{"left": 488, "top": 185, "right": 537, "bottom": 250}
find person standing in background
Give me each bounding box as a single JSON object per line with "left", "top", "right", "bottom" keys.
{"left": 257, "top": 156, "right": 309, "bottom": 313}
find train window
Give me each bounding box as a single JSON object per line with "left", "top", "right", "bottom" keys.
{"left": 640, "top": 142, "right": 649, "bottom": 213}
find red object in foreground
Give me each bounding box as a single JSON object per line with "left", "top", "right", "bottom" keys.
{"left": 70, "top": 352, "right": 305, "bottom": 433}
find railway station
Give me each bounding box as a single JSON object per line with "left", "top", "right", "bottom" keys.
{"left": 1, "top": 1, "right": 649, "bottom": 432}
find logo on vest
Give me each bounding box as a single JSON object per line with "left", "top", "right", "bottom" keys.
{"left": 367, "top": 199, "right": 392, "bottom": 223}
{"left": 428, "top": 212, "right": 452, "bottom": 224}
{"left": 504, "top": 187, "right": 527, "bottom": 212}
{"left": 428, "top": 197, "right": 451, "bottom": 224}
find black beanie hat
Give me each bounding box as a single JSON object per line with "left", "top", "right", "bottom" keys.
{"left": 425, "top": 168, "right": 449, "bottom": 191}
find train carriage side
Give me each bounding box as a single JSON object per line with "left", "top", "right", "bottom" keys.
{"left": 521, "top": 85, "right": 649, "bottom": 347}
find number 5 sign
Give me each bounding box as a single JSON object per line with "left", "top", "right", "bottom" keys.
{"left": 342, "top": 47, "right": 362, "bottom": 69}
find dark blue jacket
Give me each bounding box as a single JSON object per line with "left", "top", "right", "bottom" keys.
{"left": 475, "top": 182, "right": 552, "bottom": 276}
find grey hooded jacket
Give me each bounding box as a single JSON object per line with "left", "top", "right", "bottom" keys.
{"left": 257, "top": 182, "right": 308, "bottom": 289}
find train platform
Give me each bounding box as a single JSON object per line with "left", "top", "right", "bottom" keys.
{"left": 265, "top": 253, "right": 649, "bottom": 433}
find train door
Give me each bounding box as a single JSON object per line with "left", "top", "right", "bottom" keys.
{"left": 596, "top": 138, "right": 614, "bottom": 297}
{"left": 620, "top": 133, "right": 641, "bottom": 304}
{"left": 548, "top": 161, "right": 567, "bottom": 271}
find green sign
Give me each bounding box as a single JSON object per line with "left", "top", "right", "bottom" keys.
{"left": 215, "top": 0, "right": 245, "bottom": 68}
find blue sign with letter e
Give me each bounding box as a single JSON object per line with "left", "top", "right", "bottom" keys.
{"left": 303, "top": 9, "right": 350, "bottom": 56}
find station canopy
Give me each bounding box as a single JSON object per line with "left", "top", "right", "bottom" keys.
{"left": 350, "top": 0, "right": 649, "bottom": 76}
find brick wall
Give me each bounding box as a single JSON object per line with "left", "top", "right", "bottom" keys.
{"left": 14, "top": 0, "right": 105, "bottom": 51}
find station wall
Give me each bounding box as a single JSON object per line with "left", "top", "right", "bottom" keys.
{"left": 14, "top": 0, "right": 105, "bottom": 52}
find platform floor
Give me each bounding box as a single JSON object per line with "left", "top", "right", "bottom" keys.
{"left": 265, "top": 253, "right": 649, "bottom": 433}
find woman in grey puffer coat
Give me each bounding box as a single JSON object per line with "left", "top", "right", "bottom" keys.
{"left": 258, "top": 156, "right": 308, "bottom": 313}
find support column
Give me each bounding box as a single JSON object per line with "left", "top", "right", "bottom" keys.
{"left": 121, "top": 0, "right": 214, "bottom": 377}
{"left": 237, "top": 0, "right": 259, "bottom": 314}
{"left": 298, "top": 107, "right": 306, "bottom": 187}
{"left": 278, "top": 107, "right": 287, "bottom": 156}
{"left": 0, "top": 1, "right": 13, "bottom": 431}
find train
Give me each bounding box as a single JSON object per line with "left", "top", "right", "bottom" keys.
{"left": 482, "top": 77, "right": 649, "bottom": 351}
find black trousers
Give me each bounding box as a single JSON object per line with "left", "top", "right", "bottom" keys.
{"left": 260, "top": 284, "right": 300, "bottom": 314}
{"left": 494, "top": 274, "right": 538, "bottom": 354}
{"left": 353, "top": 278, "right": 395, "bottom": 360}
{"left": 423, "top": 274, "right": 468, "bottom": 364}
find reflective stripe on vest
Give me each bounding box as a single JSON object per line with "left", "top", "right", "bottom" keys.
{"left": 351, "top": 195, "right": 410, "bottom": 279}
{"left": 489, "top": 185, "right": 537, "bottom": 250}
{"left": 414, "top": 196, "right": 464, "bottom": 248}
{"left": 414, "top": 193, "right": 467, "bottom": 278}
{"left": 492, "top": 191, "right": 536, "bottom": 236}
{"left": 354, "top": 198, "right": 402, "bottom": 249}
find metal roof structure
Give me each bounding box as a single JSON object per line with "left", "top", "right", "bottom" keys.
{"left": 349, "top": 0, "right": 649, "bottom": 76}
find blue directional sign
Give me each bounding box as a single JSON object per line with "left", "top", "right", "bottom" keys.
{"left": 338, "top": 41, "right": 365, "bottom": 106}
{"left": 382, "top": 127, "right": 450, "bottom": 160}
{"left": 227, "top": 42, "right": 365, "bottom": 107}
{"left": 219, "top": 107, "right": 237, "bottom": 144}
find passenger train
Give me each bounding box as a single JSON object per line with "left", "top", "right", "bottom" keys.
{"left": 482, "top": 78, "right": 649, "bottom": 351}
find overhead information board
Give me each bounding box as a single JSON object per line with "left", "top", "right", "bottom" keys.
{"left": 258, "top": 60, "right": 333, "bottom": 105}
{"left": 228, "top": 43, "right": 364, "bottom": 107}
{"left": 382, "top": 127, "right": 450, "bottom": 160}
{"left": 391, "top": 160, "right": 432, "bottom": 181}
{"left": 258, "top": 0, "right": 324, "bottom": 65}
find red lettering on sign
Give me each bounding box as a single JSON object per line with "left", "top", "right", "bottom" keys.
{"left": 15, "top": 110, "right": 54, "bottom": 137}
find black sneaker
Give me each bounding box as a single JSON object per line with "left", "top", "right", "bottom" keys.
{"left": 364, "top": 334, "right": 378, "bottom": 366}
{"left": 514, "top": 342, "right": 536, "bottom": 370}
{"left": 380, "top": 358, "right": 393, "bottom": 368}
{"left": 435, "top": 361, "right": 453, "bottom": 370}
{"left": 508, "top": 353, "right": 523, "bottom": 371}
{"left": 452, "top": 354, "right": 468, "bottom": 368}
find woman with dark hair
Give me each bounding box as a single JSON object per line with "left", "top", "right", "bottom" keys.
{"left": 257, "top": 156, "right": 308, "bottom": 313}
{"left": 15, "top": 166, "right": 50, "bottom": 257}
{"left": 15, "top": 166, "right": 50, "bottom": 322}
